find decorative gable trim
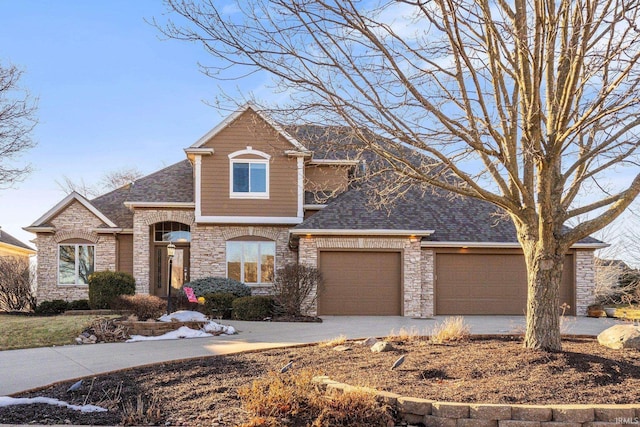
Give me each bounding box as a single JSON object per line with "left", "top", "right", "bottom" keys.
{"left": 28, "top": 192, "right": 117, "bottom": 229}
{"left": 228, "top": 147, "right": 271, "bottom": 159}
{"left": 189, "top": 103, "right": 310, "bottom": 152}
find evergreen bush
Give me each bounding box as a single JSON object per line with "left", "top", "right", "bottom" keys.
{"left": 88, "top": 271, "right": 136, "bottom": 309}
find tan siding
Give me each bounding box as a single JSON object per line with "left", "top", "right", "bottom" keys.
{"left": 305, "top": 165, "right": 350, "bottom": 194}
{"left": 200, "top": 110, "right": 299, "bottom": 217}
{"left": 117, "top": 234, "right": 134, "bottom": 275}
{"left": 435, "top": 249, "right": 575, "bottom": 315}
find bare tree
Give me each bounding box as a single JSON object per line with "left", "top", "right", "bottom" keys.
{"left": 56, "top": 166, "right": 143, "bottom": 198}
{"left": 0, "top": 256, "right": 35, "bottom": 312}
{"left": 159, "top": 0, "right": 640, "bottom": 350}
{"left": 0, "top": 62, "right": 37, "bottom": 187}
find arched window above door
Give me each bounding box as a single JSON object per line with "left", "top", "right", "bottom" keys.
{"left": 154, "top": 222, "right": 191, "bottom": 242}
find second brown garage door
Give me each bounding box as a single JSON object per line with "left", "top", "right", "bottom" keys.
{"left": 436, "top": 253, "right": 575, "bottom": 315}
{"left": 318, "top": 251, "right": 401, "bottom": 315}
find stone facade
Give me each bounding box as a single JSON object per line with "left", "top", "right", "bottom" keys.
{"left": 190, "top": 224, "right": 296, "bottom": 293}
{"left": 132, "top": 209, "right": 195, "bottom": 294}
{"left": 420, "top": 249, "right": 435, "bottom": 318}
{"left": 297, "top": 236, "right": 427, "bottom": 317}
{"left": 32, "top": 202, "right": 599, "bottom": 316}
{"left": 575, "top": 249, "right": 596, "bottom": 316}
{"left": 35, "top": 201, "right": 117, "bottom": 301}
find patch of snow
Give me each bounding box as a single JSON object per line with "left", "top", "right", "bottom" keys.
{"left": 0, "top": 396, "right": 107, "bottom": 413}
{"left": 203, "top": 321, "right": 236, "bottom": 335}
{"left": 126, "top": 326, "right": 212, "bottom": 342}
{"left": 158, "top": 310, "right": 209, "bottom": 323}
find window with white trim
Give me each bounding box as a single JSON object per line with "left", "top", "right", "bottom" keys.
{"left": 58, "top": 244, "right": 95, "bottom": 285}
{"left": 230, "top": 159, "right": 269, "bottom": 198}
{"left": 226, "top": 241, "right": 275, "bottom": 284}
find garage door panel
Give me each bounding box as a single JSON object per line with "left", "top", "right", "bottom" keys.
{"left": 436, "top": 253, "right": 574, "bottom": 315}
{"left": 318, "top": 251, "right": 401, "bottom": 315}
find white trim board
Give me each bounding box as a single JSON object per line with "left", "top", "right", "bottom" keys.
{"left": 196, "top": 215, "right": 303, "bottom": 224}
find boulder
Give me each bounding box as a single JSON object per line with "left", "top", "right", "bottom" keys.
{"left": 333, "top": 345, "right": 352, "bottom": 352}
{"left": 597, "top": 324, "right": 640, "bottom": 350}
{"left": 361, "top": 337, "right": 378, "bottom": 347}
{"left": 371, "top": 341, "right": 394, "bottom": 353}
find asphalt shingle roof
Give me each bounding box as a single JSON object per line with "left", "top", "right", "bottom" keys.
{"left": 126, "top": 160, "right": 193, "bottom": 204}
{"left": 91, "top": 185, "right": 134, "bottom": 229}
{"left": 89, "top": 160, "right": 193, "bottom": 228}
{"left": 0, "top": 228, "right": 34, "bottom": 251}
{"left": 295, "top": 185, "right": 602, "bottom": 244}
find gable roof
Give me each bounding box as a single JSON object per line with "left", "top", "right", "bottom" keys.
{"left": 189, "top": 103, "right": 310, "bottom": 153}
{"left": 0, "top": 227, "right": 35, "bottom": 252}
{"left": 293, "top": 184, "right": 605, "bottom": 247}
{"left": 27, "top": 191, "right": 118, "bottom": 229}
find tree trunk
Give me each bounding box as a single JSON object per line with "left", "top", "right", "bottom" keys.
{"left": 522, "top": 243, "right": 565, "bottom": 351}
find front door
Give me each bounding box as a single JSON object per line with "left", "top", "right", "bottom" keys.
{"left": 153, "top": 245, "right": 190, "bottom": 297}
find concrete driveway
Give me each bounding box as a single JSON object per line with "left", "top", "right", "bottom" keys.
{"left": 0, "top": 315, "right": 622, "bottom": 396}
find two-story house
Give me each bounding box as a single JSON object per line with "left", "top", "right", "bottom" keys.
{"left": 25, "top": 104, "right": 605, "bottom": 317}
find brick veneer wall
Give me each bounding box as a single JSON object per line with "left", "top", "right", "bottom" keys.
{"left": 314, "top": 375, "right": 640, "bottom": 426}
{"left": 132, "top": 209, "right": 195, "bottom": 294}
{"left": 190, "top": 224, "right": 295, "bottom": 293}
{"left": 35, "top": 201, "right": 117, "bottom": 301}
{"left": 297, "top": 236, "right": 427, "bottom": 317}
{"left": 575, "top": 249, "right": 596, "bottom": 316}
{"left": 421, "top": 249, "right": 435, "bottom": 318}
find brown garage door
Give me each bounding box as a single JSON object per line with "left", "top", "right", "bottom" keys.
{"left": 436, "top": 253, "right": 574, "bottom": 315}
{"left": 318, "top": 251, "right": 401, "bottom": 315}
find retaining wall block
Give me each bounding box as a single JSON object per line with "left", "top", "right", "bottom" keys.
{"left": 539, "top": 422, "right": 581, "bottom": 427}
{"left": 593, "top": 406, "right": 637, "bottom": 422}
{"left": 584, "top": 423, "right": 635, "bottom": 427}
{"left": 551, "top": 406, "right": 594, "bottom": 423}
{"left": 401, "top": 412, "right": 427, "bottom": 425}
{"left": 457, "top": 418, "right": 498, "bottom": 427}
{"left": 470, "top": 404, "right": 513, "bottom": 420}
{"left": 498, "top": 421, "right": 541, "bottom": 427}
{"left": 423, "top": 415, "right": 457, "bottom": 427}
{"left": 397, "top": 396, "right": 433, "bottom": 416}
{"left": 376, "top": 390, "right": 401, "bottom": 406}
{"left": 432, "top": 402, "right": 470, "bottom": 418}
{"left": 512, "top": 406, "right": 553, "bottom": 422}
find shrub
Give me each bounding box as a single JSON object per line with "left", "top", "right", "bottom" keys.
{"left": 88, "top": 271, "right": 136, "bottom": 309}
{"left": 0, "top": 256, "right": 35, "bottom": 312}
{"left": 238, "top": 369, "right": 392, "bottom": 426}
{"left": 430, "top": 316, "right": 470, "bottom": 344}
{"left": 203, "top": 292, "right": 235, "bottom": 319}
{"left": 272, "top": 264, "right": 322, "bottom": 317}
{"left": 182, "top": 277, "right": 251, "bottom": 299}
{"left": 112, "top": 295, "right": 166, "bottom": 320}
{"left": 67, "top": 299, "right": 91, "bottom": 311}
{"left": 35, "top": 299, "right": 69, "bottom": 315}
{"left": 232, "top": 296, "right": 274, "bottom": 321}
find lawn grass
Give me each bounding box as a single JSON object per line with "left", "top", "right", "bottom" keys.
{"left": 0, "top": 314, "right": 117, "bottom": 351}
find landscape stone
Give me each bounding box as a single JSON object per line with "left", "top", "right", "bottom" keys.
{"left": 333, "top": 345, "right": 351, "bottom": 352}
{"left": 361, "top": 336, "right": 377, "bottom": 346}
{"left": 371, "top": 341, "right": 394, "bottom": 352}
{"left": 597, "top": 325, "right": 640, "bottom": 350}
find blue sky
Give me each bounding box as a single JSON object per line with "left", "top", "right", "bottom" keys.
{"left": 0, "top": 1, "right": 257, "bottom": 246}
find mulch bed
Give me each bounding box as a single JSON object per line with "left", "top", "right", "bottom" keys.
{"left": 1, "top": 336, "right": 639, "bottom": 426}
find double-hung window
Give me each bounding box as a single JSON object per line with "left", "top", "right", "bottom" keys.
{"left": 226, "top": 241, "right": 275, "bottom": 284}
{"left": 58, "top": 244, "right": 95, "bottom": 285}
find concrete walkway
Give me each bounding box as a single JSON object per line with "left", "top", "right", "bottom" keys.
{"left": 0, "top": 315, "right": 622, "bottom": 396}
